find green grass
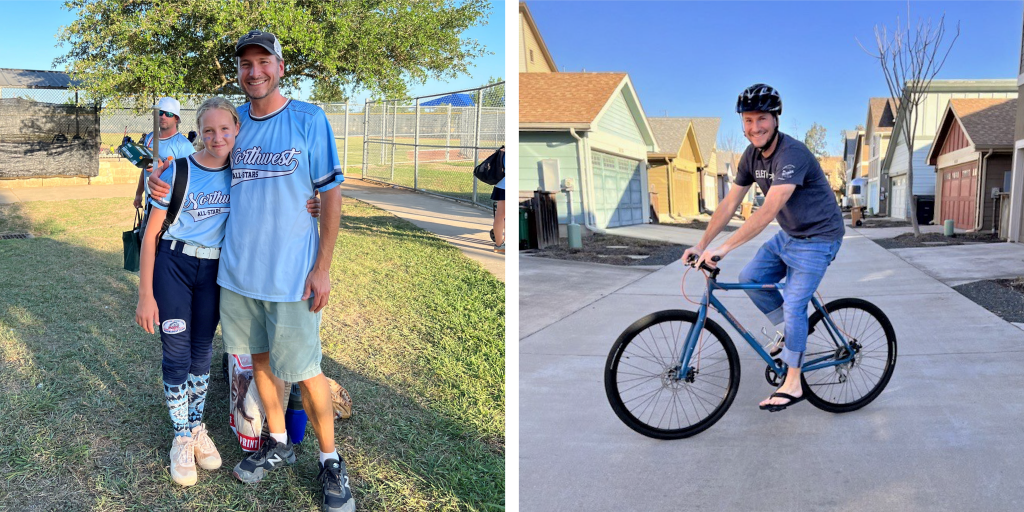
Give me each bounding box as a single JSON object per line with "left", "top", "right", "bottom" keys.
{"left": 0, "top": 197, "right": 505, "bottom": 511}
{"left": 362, "top": 162, "right": 495, "bottom": 205}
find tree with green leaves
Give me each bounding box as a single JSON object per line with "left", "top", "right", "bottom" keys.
{"left": 803, "top": 122, "right": 828, "bottom": 158}
{"left": 55, "top": 0, "right": 491, "bottom": 109}
{"left": 481, "top": 76, "right": 504, "bottom": 108}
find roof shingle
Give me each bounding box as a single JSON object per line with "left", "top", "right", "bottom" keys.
{"left": 950, "top": 98, "right": 1017, "bottom": 148}
{"left": 647, "top": 116, "right": 720, "bottom": 166}
{"left": 519, "top": 72, "right": 627, "bottom": 124}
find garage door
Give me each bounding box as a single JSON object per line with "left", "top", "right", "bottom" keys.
{"left": 592, "top": 151, "right": 644, "bottom": 228}
{"left": 940, "top": 165, "right": 977, "bottom": 230}
{"left": 891, "top": 176, "right": 907, "bottom": 220}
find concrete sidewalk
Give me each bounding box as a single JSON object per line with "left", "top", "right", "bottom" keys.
{"left": 520, "top": 225, "right": 1024, "bottom": 511}
{"left": 1, "top": 179, "right": 504, "bottom": 281}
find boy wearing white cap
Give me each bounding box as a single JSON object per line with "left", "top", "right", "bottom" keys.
{"left": 133, "top": 97, "right": 196, "bottom": 208}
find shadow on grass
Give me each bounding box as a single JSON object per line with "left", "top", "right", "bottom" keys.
{"left": 0, "top": 205, "right": 503, "bottom": 510}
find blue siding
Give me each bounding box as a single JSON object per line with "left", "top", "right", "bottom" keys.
{"left": 596, "top": 90, "right": 644, "bottom": 144}
{"left": 519, "top": 131, "right": 585, "bottom": 225}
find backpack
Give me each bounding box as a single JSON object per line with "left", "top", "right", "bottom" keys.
{"left": 141, "top": 157, "right": 190, "bottom": 247}
{"left": 473, "top": 146, "right": 505, "bottom": 186}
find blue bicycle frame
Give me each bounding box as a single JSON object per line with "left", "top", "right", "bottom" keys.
{"left": 677, "top": 277, "right": 855, "bottom": 380}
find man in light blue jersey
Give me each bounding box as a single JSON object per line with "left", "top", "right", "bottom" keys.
{"left": 149, "top": 30, "right": 352, "bottom": 512}
{"left": 133, "top": 97, "right": 196, "bottom": 208}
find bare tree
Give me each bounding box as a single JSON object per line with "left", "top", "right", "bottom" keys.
{"left": 860, "top": 3, "right": 959, "bottom": 236}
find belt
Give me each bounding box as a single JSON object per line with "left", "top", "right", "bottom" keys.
{"left": 170, "top": 240, "right": 221, "bottom": 259}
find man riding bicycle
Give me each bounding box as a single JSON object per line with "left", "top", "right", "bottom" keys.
{"left": 682, "top": 83, "right": 845, "bottom": 412}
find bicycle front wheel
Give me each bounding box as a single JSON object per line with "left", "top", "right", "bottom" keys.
{"left": 802, "top": 298, "right": 897, "bottom": 413}
{"left": 604, "top": 310, "right": 740, "bottom": 439}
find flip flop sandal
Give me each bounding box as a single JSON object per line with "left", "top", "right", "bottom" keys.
{"left": 759, "top": 392, "right": 806, "bottom": 412}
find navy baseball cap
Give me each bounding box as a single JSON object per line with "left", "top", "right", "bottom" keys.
{"left": 235, "top": 30, "right": 283, "bottom": 60}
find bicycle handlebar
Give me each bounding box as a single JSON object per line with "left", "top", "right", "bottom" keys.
{"left": 685, "top": 254, "right": 722, "bottom": 278}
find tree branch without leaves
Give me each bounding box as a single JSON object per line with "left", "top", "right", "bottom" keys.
{"left": 856, "top": 3, "right": 959, "bottom": 236}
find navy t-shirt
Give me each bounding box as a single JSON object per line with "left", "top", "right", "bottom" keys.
{"left": 735, "top": 132, "right": 844, "bottom": 240}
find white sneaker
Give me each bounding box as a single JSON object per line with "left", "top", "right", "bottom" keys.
{"left": 191, "top": 424, "right": 222, "bottom": 471}
{"left": 169, "top": 435, "right": 197, "bottom": 486}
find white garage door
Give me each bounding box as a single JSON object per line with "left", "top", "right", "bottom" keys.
{"left": 592, "top": 151, "right": 644, "bottom": 228}
{"left": 891, "top": 176, "right": 907, "bottom": 220}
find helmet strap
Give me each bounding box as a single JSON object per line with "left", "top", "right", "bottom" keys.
{"left": 757, "top": 114, "right": 780, "bottom": 155}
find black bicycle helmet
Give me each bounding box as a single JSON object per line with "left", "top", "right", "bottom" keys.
{"left": 737, "top": 83, "right": 783, "bottom": 153}
{"left": 736, "top": 83, "right": 782, "bottom": 115}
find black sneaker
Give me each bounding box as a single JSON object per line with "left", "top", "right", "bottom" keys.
{"left": 317, "top": 458, "right": 355, "bottom": 512}
{"left": 232, "top": 436, "right": 295, "bottom": 484}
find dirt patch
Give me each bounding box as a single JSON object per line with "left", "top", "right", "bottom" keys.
{"left": 529, "top": 233, "right": 686, "bottom": 266}
{"left": 872, "top": 231, "right": 1003, "bottom": 249}
{"left": 952, "top": 279, "right": 1024, "bottom": 323}
{"left": 661, "top": 219, "right": 738, "bottom": 232}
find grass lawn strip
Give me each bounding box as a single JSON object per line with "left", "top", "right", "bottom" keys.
{"left": 0, "top": 197, "right": 504, "bottom": 511}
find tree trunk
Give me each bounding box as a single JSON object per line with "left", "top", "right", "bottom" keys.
{"left": 907, "top": 144, "right": 920, "bottom": 236}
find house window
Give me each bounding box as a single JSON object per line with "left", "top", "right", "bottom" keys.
{"left": 530, "top": 49, "right": 534, "bottom": 63}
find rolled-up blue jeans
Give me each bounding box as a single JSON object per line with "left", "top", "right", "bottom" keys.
{"left": 738, "top": 231, "right": 842, "bottom": 369}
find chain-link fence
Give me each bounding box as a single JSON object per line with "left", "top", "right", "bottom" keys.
{"left": 0, "top": 87, "right": 100, "bottom": 178}
{"left": 361, "top": 82, "right": 505, "bottom": 207}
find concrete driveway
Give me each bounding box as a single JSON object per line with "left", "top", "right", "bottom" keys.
{"left": 520, "top": 226, "right": 1024, "bottom": 511}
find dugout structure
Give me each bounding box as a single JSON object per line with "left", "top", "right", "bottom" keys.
{"left": 0, "top": 69, "right": 99, "bottom": 179}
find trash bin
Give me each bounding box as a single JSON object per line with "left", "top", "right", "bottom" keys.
{"left": 851, "top": 206, "right": 865, "bottom": 226}
{"left": 519, "top": 205, "right": 531, "bottom": 250}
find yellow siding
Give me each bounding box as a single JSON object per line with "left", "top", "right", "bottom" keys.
{"left": 648, "top": 164, "right": 671, "bottom": 215}
{"left": 519, "top": 13, "right": 554, "bottom": 73}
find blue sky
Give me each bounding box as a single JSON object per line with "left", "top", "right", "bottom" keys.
{"left": 0, "top": 0, "right": 504, "bottom": 103}
{"left": 527, "top": 0, "right": 1022, "bottom": 155}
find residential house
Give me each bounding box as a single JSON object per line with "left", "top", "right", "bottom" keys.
{"left": 520, "top": 72, "right": 658, "bottom": 229}
{"left": 882, "top": 79, "right": 1017, "bottom": 224}
{"left": 645, "top": 117, "right": 722, "bottom": 216}
{"left": 864, "top": 98, "right": 897, "bottom": 215}
{"left": 519, "top": 2, "right": 556, "bottom": 73}
{"left": 1007, "top": 23, "right": 1024, "bottom": 242}
{"left": 817, "top": 156, "right": 846, "bottom": 204}
{"left": 927, "top": 98, "right": 1015, "bottom": 233}
{"left": 646, "top": 118, "right": 703, "bottom": 219}
{"left": 841, "top": 130, "right": 858, "bottom": 206}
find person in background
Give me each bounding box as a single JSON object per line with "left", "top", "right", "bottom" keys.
{"left": 132, "top": 97, "right": 195, "bottom": 209}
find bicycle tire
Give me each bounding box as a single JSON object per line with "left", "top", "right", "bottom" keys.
{"left": 801, "top": 298, "right": 897, "bottom": 413}
{"left": 605, "top": 310, "right": 740, "bottom": 439}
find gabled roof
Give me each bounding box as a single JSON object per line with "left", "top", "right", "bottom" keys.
{"left": 843, "top": 131, "right": 858, "bottom": 160}
{"left": 519, "top": 2, "right": 557, "bottom": 72}
{"left": 868, "top": 98, "right": 898, "bottom": 133}
{"left": 519, "top": 72, "right": 657, "bottom": 149}
{"left": 882, "top": 79, "right": 1018, "bottom": 172}
{"left": 646, "top": 117, "right": 719, "bottom": 167}
{"left": 647, "top": 118, "right": 701, "bottom": 165}
{"left": 927, "top": 98, "right": 1017, "bottom": 164}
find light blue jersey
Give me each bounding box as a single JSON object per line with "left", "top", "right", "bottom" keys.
{"left": 150, "top": 155, "right": 232, "bottom": 249}
{"left": 218, "top": 99, "right": 343, "bottom": 302}
{"left": 144, "top": 132, "right": 196, "bottom": 195}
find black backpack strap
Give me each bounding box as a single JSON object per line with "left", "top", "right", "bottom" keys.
{"left": 156, "top": 157, "right": 190, "bottom": 246}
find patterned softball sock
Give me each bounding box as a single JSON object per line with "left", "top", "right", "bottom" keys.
{"left": 163, "top": 381, "right": 191, "bottom": 437}
{"left": 186, "top": 373, "right": 210, "bottom": 430}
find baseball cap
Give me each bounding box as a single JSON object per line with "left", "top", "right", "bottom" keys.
{"left": 155, "top": 97, "right": 181, "bottom": 117}
{"left": 235, "top": 30, "right": 283, "bottom": 60}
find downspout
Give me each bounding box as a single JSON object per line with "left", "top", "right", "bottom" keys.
{"left": 569, "top": 128, "right": 605, "bottom": 233}
{"left": 975, "top": 149, "right": 993, "bottom": 231}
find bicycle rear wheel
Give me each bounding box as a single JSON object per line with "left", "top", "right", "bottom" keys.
{"left": 802, "top": 298, "right": 897, "bottom": 412}
{"left": 604, "top": 310, "right": 740, "bottom": 439}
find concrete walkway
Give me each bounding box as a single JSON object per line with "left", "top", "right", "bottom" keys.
{"left": 520, "top": 225, "right": 1024, "bottom": 511}
{"left": 0, "top": 179, "right": 504, "bottom": 281}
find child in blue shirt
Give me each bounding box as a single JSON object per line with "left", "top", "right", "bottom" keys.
{"left": 134, "top": 97, "right": 320, "bottom": 486}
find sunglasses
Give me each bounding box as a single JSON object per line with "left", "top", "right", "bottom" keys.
{"left": 159, "top": 111, "right": 177, "bottom": 118}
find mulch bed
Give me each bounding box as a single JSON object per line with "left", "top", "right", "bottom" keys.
{"left": 872, "top": 231, "right": 1003, "bottom": 249}
{"left": 528, "top": 233, "right": 687, "bottom": 266}
{"left": 661, "top": 219, "right": 738, "bottom": 232}
{"left": 952, "top": 279, "right": 1024, "bottom": 323}
{"left": 850, "top": 219, "right": 913, "bottom": 228}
